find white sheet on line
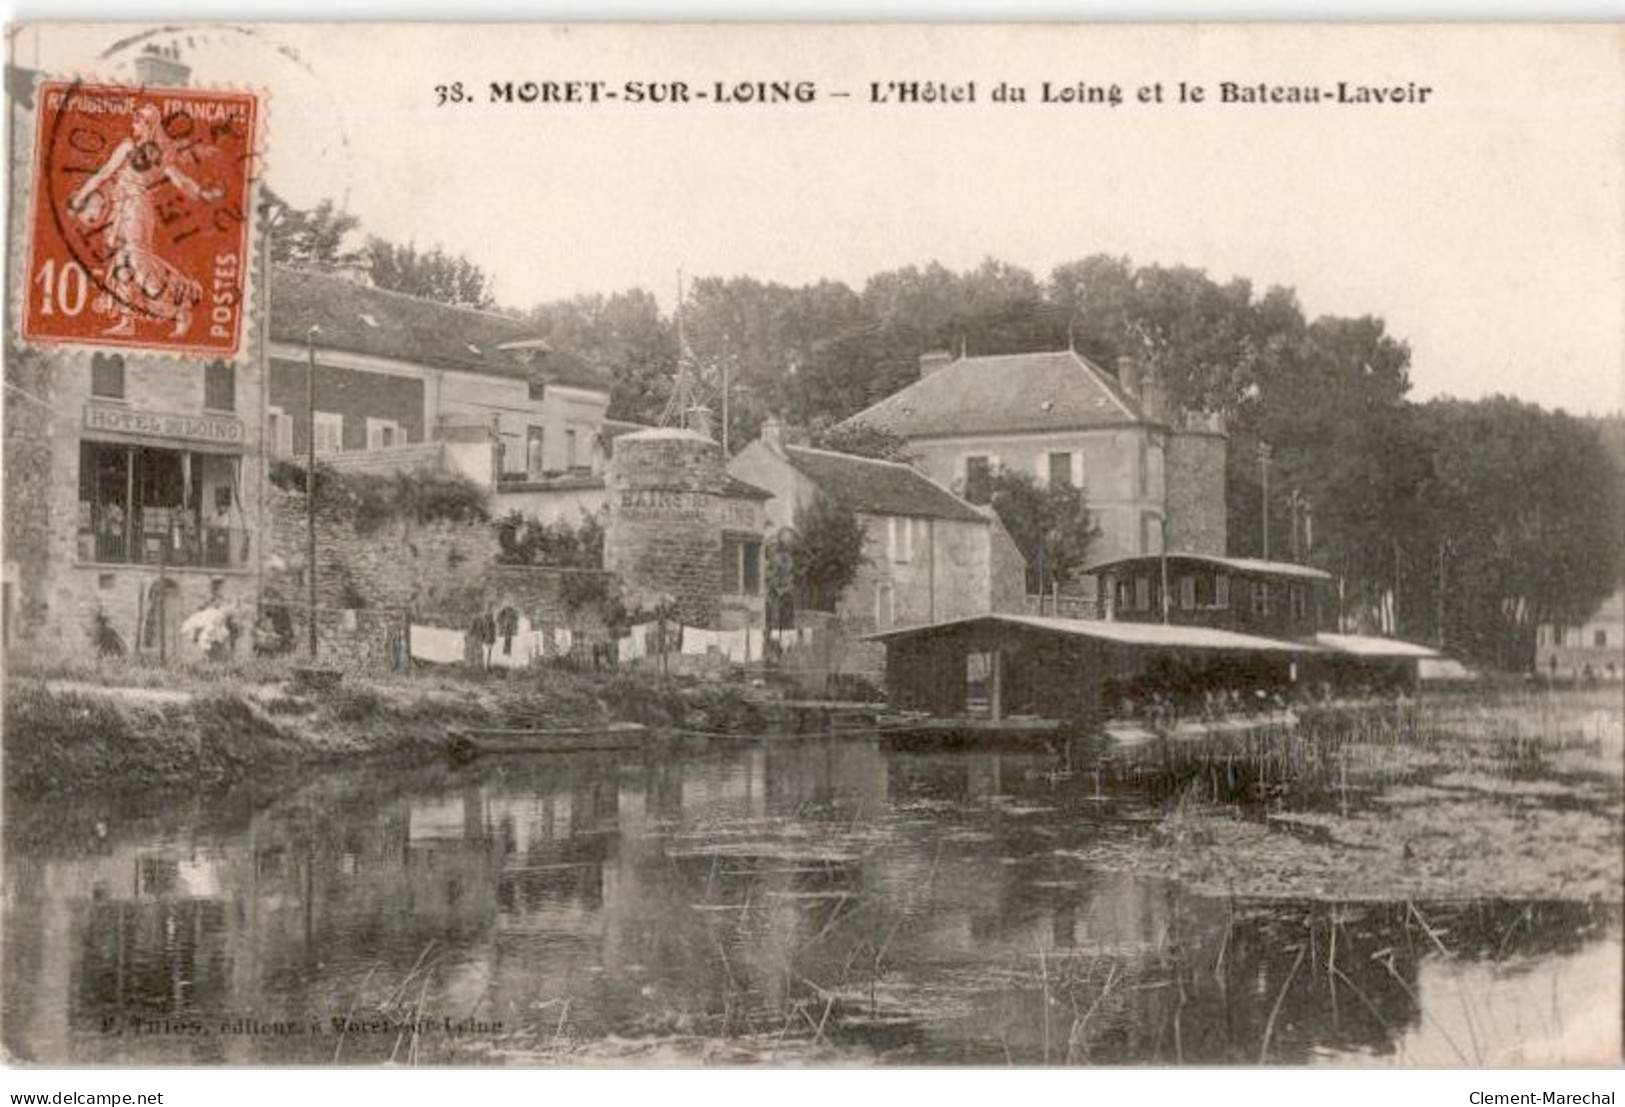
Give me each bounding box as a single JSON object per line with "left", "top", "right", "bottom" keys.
{"left": 410, "top": 624, "right": 466, "bottom": 664}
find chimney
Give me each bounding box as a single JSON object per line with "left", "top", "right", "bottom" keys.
{"left": 760, "top": 416, "right": 784, "bottom": 453}
{"left": 1139, "top": 371, "right": 1167, "bottom": 423}
{"left": 133, "top": 44, "right": 191, "bottom": 89}
{"left": 1115, "top": 354, "right": 1140, "bottom": 401}
{"left": 919, "top": 350, "right": 956, "bottom": 377}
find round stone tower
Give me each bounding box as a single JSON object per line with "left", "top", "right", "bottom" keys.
{"left": 1163, "top": 412, "right": 1229, "bottom": 557}
{"left": 605, "top": 427, "right": 726, "bottom": 628}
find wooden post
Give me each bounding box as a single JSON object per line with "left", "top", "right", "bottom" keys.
{"left": 989, "top": 649, "right": 1005, "bottom": 722}
{"left": 305, "top": 327, "right": 320, "bottom": 659}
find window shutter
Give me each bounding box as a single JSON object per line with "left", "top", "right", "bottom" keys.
{"left": 1035, "top": 453, "right": 1048, "bottom": 485}
{"left": 886, "top": 517, "right": 897, "bottom": 563}
{"left": 1072, "top": 452, "right": 1084, "bottom": 488}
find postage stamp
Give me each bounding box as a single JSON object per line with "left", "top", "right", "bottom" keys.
{"left": 22, "top": 80, "right": 260, "bottom": 359}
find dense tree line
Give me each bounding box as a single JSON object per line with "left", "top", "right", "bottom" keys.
{"left": 266, "top": 192, "right": 1622, "bottom": 668}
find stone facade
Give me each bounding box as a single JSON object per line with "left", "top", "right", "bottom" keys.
{"left": 903, "top": 426, "right": 1169, "bottom": 566}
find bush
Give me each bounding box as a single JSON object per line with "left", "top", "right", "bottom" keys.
{"left": 273, "top": 461, "right": 489, "bottom": 534}
{"left": 326, "top": 685, "right": 383, "bottom": 723}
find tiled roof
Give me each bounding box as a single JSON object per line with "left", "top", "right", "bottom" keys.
{"left": 781, "top": 445, "right": 986, "bottom": 523}
{"left": 269, "top": 266, "right": 610, "bottom": 391}
{"left": 836, "top": 349, "right": 1146, "bottom": 438}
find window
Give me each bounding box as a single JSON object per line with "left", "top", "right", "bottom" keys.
{"left": 77, "top": 442, "right": 243, "bottom": 568}
{"left": 1215, "top": 574, "right": 1231, "bottom": 608}
{"left": 889, "top": 516, "right": 913, "bottom": 563}
{"left": 266, "top": 406, "right": 294, "bottom": 456}
{"left": 204, "top": 360, "right": 235, "bottom": 411}
{"left": 365, "top": 417, "right": 401, "bottom": 450}
{"left": 91, "top": 353, "right": 125, "bottom": 399}
{"left": 723, "top": 535, "right": 762, "bottom": 595}
{"left": 526, "top": 426, "right": 546, "bottom": 476}
{"left": 1179, "top": 574, "right": 1196, "bottom": 610}
{"left": 314, "top": 412, "right": 344, "bottom": 453}
{"left": 1048, "top": 451, "right": 1073, "bottom": 488}
{"left": 1290, "top": 585, "right": 1307, "bottom": 620}
{"left": 1596, "top": 629, "right": 1609, "bottom": 648}
{"left": 1138, "top": 436, "right": 1149, "bottom": 498}
{"left": 1134, "top": 576, "right": 1151, "bottom": 611}
{"left": 565, "top": 429, "right": 580, "bottom": 469}
{"left": 964, "top": 455, "right": 991, "bottom": 504}
{"left": 1194, "top": 573, "right": 1215, "bottom": 607}
{"left": 1251, "top": 581, "right": 1271, "bottom": 618}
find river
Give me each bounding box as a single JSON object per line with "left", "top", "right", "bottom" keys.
{"left": 4, "top": 737, "right": 1619, "bottom": 1065}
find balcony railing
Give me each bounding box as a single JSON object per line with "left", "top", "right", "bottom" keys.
{"left": 77, "top": 526, "right": 249, "bottom": 569}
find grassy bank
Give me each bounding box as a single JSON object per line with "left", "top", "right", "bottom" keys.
{"left": 2, "top": 657, "right": 768, "bottom": 795}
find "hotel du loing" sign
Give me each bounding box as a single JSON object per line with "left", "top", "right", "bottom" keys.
{"left": 83, "top": 404, "right": 245, "bottom": 446}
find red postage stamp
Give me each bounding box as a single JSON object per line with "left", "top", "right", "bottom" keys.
{"left": 23, "top": 80, "right": 260, "bottom": 358}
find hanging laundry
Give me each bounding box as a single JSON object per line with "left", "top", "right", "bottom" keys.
{"left": 410, "top": 625, "right": 466, "bottom": 665}
{"left": 681, "top": 626, "right": 719, "bottom": 656}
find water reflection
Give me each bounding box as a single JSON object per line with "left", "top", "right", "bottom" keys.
{"left": 4, "top": 740, "right": 1618, "bottom": 1065}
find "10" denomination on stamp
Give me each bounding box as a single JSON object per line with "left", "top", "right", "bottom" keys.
{"left": 24, "top": 80, "right": 261, "bottom": 359}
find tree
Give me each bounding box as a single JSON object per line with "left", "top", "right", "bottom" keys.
{"left": 985, "top": 469, "right": 1097, "bottom": 595}
{"left": 779, "top": 493, "right": 868, "bottom": 612}
{"left": 812, "top": 420, "right": 914, "bottom": 463}
{"left": 266, "top": 194, "right": 365, "bottom": 268}
{"left": 526, "top": 288, "right": 677, "bottom": 425}
{"left": 366, "top": 238, "right": 495, "bottom": 309}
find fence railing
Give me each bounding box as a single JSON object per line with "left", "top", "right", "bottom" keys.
{"left": 77, "top": 526, "right": 249, "bottom": 569}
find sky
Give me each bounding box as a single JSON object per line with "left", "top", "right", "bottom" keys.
{"left": 18, "top": 22, "right": 1624, "bottom": 415}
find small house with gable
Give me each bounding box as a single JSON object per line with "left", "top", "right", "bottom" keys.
{"left": 727, "top": 419, "right": 1028, "bottom": 641}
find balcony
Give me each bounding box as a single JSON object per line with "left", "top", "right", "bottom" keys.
{"left": 77, "top": 526, "right": 249, "bottom": 570}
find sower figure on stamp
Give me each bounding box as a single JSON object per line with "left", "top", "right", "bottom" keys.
{"left": 68, "top": 104, "right": 224, "bottom": 339}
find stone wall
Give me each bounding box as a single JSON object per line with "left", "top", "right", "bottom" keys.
{"left": 264, "top": 486, "right": 616, "bottom": 666}
{"left": 265, "top": 483, "right": 500, "bottom": 624}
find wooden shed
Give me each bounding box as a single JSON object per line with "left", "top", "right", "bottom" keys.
{"left": 867, "top": 614, "right": 1316, "bottom": 723}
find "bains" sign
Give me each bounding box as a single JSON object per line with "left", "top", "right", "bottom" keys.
{"left": 83, "top": 404, "right": 245, "bottom": 446}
